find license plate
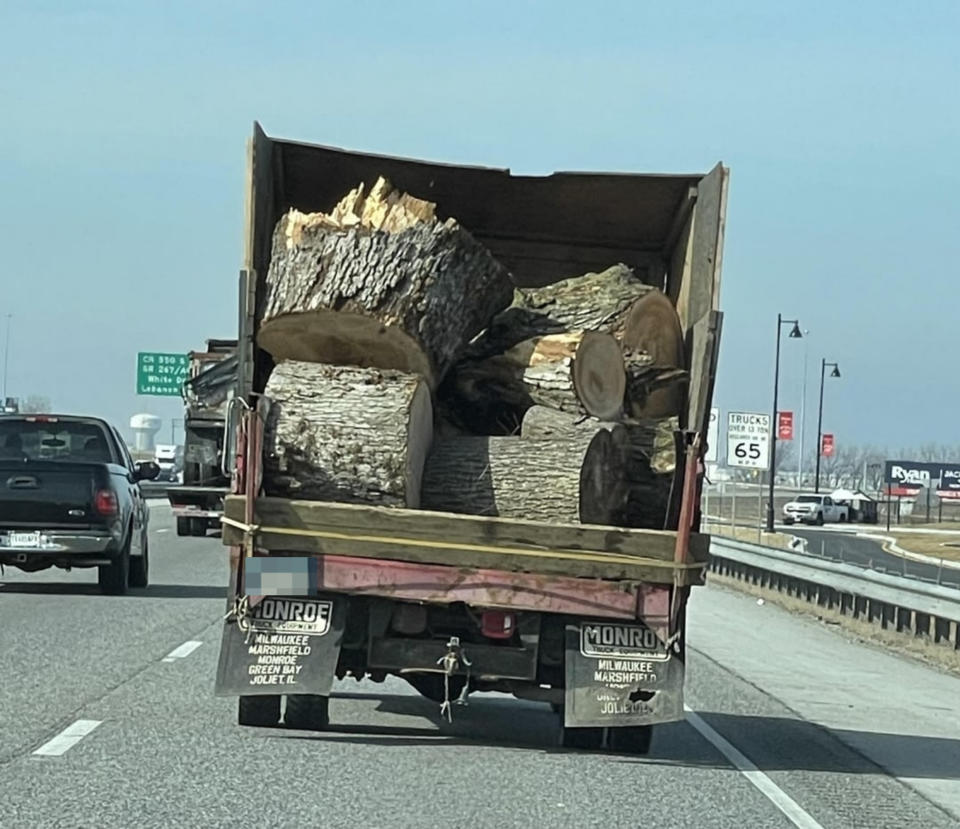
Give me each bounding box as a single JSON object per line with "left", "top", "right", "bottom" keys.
{"left": 9, "top": 532, "right": 41, "bottom": 548}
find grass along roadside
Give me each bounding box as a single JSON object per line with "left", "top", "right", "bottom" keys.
{"left": 886, "top": 533, "right": 960, "bottom": 563}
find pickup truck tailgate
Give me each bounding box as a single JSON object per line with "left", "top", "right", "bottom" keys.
{"left": 0, "top": 462, "right": 103, "bottom": 528}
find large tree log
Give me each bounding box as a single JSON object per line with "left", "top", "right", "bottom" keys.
{"left": 262, "top": 361, "right": 433, "bottom": 507}
{"left": 420, "top": 432, "right": 626, "bottom": 525}
{"left": 519, "top": 406, "right": 629, "bottom": 524}
{"left": 466, "top": 264, "right": 653, "bottom": 357}
{"left": 258, "top": 178, "right": 514, "bottom": 385}
{"left": 445, "top": 331, "right": 625, "bottom": 431}
{"left": 465, "top": 264, "right": 686, "bottom": 418}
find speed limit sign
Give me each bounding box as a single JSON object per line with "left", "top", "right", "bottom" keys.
{"left": 727, "top": 412, "right": 770, "bottom": 469}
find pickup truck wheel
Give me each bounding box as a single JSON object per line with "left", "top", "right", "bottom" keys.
{"left": 561, "top": 725, "right": 605, "bottom": 750}
{"left": 190, "top": 518, "right": 206, "bottom": 537}
{"left": 238, "top": 695, "right": 281, "bottom": 727}
{"left": 128, "top": 536, "right": 149, "bottom": 589}
{"left": 176, "top": 517, "right": 190, "bottom": 537}
{"left": 816, "top": 512, "right": 825, "bottom": 526}
{"left": 284, "top": 694, "right": 330, "bottom": 731}
{"left": 98, "top": 538, "right": 130, "bottom": 596}
{"left": 609, "top": 725, "right": 653, "bottom": 755}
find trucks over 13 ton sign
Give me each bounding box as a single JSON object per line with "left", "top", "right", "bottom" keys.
{"left": 726, "top": 412, "right": 770, "bottom": 470}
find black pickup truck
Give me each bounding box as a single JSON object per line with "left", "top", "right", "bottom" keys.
{"left": 0, "top": 414, "right": 160, "bottom": 594}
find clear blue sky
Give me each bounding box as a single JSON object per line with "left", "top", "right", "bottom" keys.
{"left": 2, "top": 1, "right": 958, "bottom": 454}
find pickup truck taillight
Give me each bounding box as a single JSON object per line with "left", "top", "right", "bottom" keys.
{"left": 95, "top": 489, "right": 119, "bottom": 516}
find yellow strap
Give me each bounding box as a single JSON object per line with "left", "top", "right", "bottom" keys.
{"left": 221, "top": 515, "right": 705, "bottom": 572}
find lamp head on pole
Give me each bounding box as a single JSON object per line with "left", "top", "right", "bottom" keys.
{"left": 830, "top": 365, "right": 841, "bottom": 378}
{"left": 788, "top": 322, "right": 803, "bottom": 339}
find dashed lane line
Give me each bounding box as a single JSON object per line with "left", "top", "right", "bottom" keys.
{"left": 33, "top": 720, "right": 102, "bottom": 757}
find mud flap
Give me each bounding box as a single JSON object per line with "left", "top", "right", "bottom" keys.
{"left": 563, "top": 619, "right": 684, "bottom": 728}
{"left": 215, "top": 594, "right": 346, "bottom": 697}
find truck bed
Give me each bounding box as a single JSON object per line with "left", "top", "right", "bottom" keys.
{"left": 221, "top": 495, "right": 708, "bottom": 585}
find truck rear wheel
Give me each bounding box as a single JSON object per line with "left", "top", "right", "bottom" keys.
{"left": 609, "top": 725, "right": 653, "bottom": 755}
{"left": 238, "top": 695, "right": 281, "bottom": 727}
{"left": 561, "top": 726, "right": 605, "bottom": 750}
{"left": 285, "top": 694, "right": 330, "bottom": 731}
{"left": 98, "top": 538, "right": 130, "bottom": 596}
{"left": 176, "top": 517, "right": 190, "bottom": 537}
{"left": 190, "top": 518, "right": 206, "bottom": 537}
{"left": 128, "top": 537, "right": 149, "bottom": 589}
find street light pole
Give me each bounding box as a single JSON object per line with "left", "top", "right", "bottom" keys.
{"left": 797, "top": 329, "right": 809, "bottom": 487}
{"left": 767, "top": 314, "right": 803, "bottom": 533}
{"left": 814, "top": 358, "right": 841, "bottom": 493}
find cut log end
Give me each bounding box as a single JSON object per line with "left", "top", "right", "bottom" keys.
{"left": 571, "top": 331, "right": 626, "bottom": 420}
{"left": 257, "top": 312, "right": 433, "bottom": 383}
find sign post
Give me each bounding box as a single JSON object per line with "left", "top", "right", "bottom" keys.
{"left": 136, "top": 352, "right": 189, "bottom": 397}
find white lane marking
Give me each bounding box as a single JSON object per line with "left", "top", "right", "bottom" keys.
{"left": 684, "top": 706, "right": 824, "bottom": 829}
{"left": 33, "top": 719, "right": 102, "bottom": 757}
{"left": 162, "top": 640, "right": 203, "bottom": 662}
{"left": 156, "top": 528, "right": 170, "bottom": 533}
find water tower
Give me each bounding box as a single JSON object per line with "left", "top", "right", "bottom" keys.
{"left": 130, "top": 413, "right": 162, "bottom": 453}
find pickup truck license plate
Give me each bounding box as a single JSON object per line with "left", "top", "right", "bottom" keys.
{"left": 9, "top": 532, "right": 41, "bottom": 548}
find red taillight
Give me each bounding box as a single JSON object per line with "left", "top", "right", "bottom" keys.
{"left": 95, "top": 489, "right": 119, "bottom": 516}
{"left": 481, "top": 610, "right": 515, "bottom": 640}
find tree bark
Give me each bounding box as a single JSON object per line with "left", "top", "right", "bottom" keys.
{"left": 258, "top": 178, "right": 514, "bottom": 385}
{"left": 519, "top": 406, "right": 630, "bottom": 524}
{"left": 466, "top": 265, "right": 653, "bottom": 356}
{"left": 262, "top": 361, "right": 433, "bottom": 507}
{"left": 444, "top": 331, "right": 625, "bottom": 431}
{"left": 420, "top": 432, "right": 626, "bottom": 525}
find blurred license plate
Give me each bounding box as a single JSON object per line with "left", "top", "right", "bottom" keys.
{"left": 10, "top": 532, "right": 41, "bottom": 548}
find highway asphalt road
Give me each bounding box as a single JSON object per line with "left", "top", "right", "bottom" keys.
{"left": 1, "top": 504, "right": 959, "bottom": 828}
{"left": 788, "top": 528, "right": 960, "bottom": 589}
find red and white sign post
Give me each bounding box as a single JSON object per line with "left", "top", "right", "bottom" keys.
{"left": 821, "top": 433, "right": 835, "bottom": 457}
{"left": 777, "top": 411, "right": 794, "bottom": 441}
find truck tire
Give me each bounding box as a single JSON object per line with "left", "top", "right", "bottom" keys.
{"left": 98, "top": 537, "right": 130, "bottom": 595}
{"left": 816, "top": 512, "right": 824, "bottom": 526}
{"left": 190, "top": 518, "right": 206, "bottom": 537}
{"left": 128, "top": 536, "right": 149, "bottom": 589}
{"left": 561, "top": 725, "right": 605, "bottom": 751}
{"left": 609, "top": 725, "right": 653, "bottom": 755}
{"left": 284, "top": 694, "right": 330, "bottom": 731}
{"left": 238, "top": 695, "right": 281, "bottom": 727}
{"left": 176, "top": 517, "right": 190, "bottom": 537}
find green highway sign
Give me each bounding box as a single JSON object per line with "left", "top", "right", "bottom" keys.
{"left": 137, "top": 352, "right": 189, "bottom": 396}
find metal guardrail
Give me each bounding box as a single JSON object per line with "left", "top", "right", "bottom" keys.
{"left": 709, "top": 538, "right": 960, "bottom": 650}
